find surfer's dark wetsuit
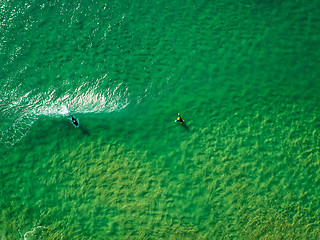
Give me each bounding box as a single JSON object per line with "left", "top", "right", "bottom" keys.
{"left": 71, "top": 116, "right": 79, "bottom": 126}
{"left": 175, "top": 113, "right": 184, "bottom": 123}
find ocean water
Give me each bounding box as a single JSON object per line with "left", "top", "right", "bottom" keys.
{"left": 1, "top": 0, "right": 320, "bottom": 239}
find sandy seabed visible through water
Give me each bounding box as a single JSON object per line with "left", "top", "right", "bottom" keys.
{"left": 1, "top": 0, "right": 320, "bottom": 239}
{"left": 2, "top": 80, "right": 320, "bottom": 239}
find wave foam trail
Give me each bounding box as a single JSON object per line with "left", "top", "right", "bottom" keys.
{"left": 22, "top": 226, "right": 46, "bottom": 240}
{"left": 37, "top": 82, "right": 128, "bottom": 116}
{"left": 0, "top": 81, "right": 129, "bottom": 147}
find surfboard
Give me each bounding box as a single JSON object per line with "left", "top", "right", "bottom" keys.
{"left": 68, "top": 114, "right": 79, "bottom": 128}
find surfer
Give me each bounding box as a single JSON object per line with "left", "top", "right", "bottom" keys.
{"left": 175, "top": 113, "right": 184, "bottom": 123}
{"left": 61, "top": 106, "right": 79, "bottom": 127}
{"left": 71, "top": 115, "right": 79, "bottom": 127}
{"left": 67, "top": 113, "right": 79, "bottom": 127}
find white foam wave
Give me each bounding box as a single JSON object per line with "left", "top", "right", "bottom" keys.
{"left": 22, "top": 225, "right": 46, "bottom": 240}
{"left": 35, "top": 82, "right": 128, "bottom": 116}
{"left": 0, "top": 81, "right": 129, "bottom": 147}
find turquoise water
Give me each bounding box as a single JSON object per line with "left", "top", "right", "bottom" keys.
{"left": 1, "top": 0, "right": 320, "bottom": 239}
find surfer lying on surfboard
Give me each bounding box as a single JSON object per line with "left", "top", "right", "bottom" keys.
{"left": 67, "top": 113, "right": 79, "bottom": 127}
{"left": 60, "top": 106, "right": 79, "bottom": 127}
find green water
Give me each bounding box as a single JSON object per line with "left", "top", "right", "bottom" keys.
{"left": 1, "top": 0, "right": 320, "bottom": 239}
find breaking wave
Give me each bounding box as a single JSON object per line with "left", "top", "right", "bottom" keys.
{"left": 0, "top": 80, "right": 129, "bottom": 148}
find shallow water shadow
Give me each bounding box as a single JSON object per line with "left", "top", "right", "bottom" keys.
{"left": 79, "top": 126, "right": 90, "bottom": 136}
{"left": 180, "top": 123, "right": 189, "bottom": 131}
